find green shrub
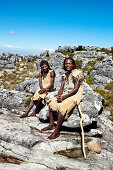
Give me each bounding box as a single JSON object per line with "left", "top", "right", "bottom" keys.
{"left": 87, "top": 67, "right": 94, "bottom": 75}
{"left": 110, "top": 108, "right": 113, "bottom": 121}
{"left": 10, "top": 109, "right": 20, "bottom": 115}
{"left": 0, "top": 59, "right": 37, "bottom": 90}
{"left": 93, "top": 89, "right": 109, "bottom": 98}
{"left": 75, "top": 60, "right": 83, "bottom": 69}
{"left": 24, "top": 96, "right": 33, "bottom": 107}
{"left": 98, "top": 47, "right": 113, "bottom": 57}
{"left": 82, "top": 60, "right": 96, "bottom": 74}
{"left": 25, "top": 89, "right": 30, "bottom": 93}
{"left": 86, "top": 77, "right": 94, "bottom": 85}
{"left": 105, "top": 81, "right": 113, "bottom": 91}
{"left": 93, "top": 86, "right": 113, "bottom": 121}
{"left": 62, "top": 52, "right": 75, "bottom": 58}
{"left": 103, "top": 101, "right": 110, "bottom": 107}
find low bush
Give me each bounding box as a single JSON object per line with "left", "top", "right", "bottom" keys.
{"left": 86, "top": 77, "right": 94, "bottom": 85}
{"left": 62, "top": 52, "right": 75, "bottom": 58}
{"left": 83, "top": 60, "right": 96, "bottom": 74}
{"left": 0, "top": 59, "right": 37, "bottom": 90}
{"left": 24, "top": 96, "right": 33, "bottom": 107}
{"left": 94, "top": 81, "right": 113, "bottom": 121}
{"left": 75, "top": 60, "right": 83, "bottom": 69}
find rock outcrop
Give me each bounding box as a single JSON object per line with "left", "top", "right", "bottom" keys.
{"left": 0, "top": 46, "right": 113, "bottom": 169}
{"left": 89, "top": 56, "right": 113, "bottom": 89}
{"left": 0, "top": 108, "right": 112, "bottom": 169}
{"left": 0, "top": 53, "right": 24, "bottom": 68}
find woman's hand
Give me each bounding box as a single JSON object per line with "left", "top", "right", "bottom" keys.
{"left": 57, "top": 95, "right": 65, "bottom": 103}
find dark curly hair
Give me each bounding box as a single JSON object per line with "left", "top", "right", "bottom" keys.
{"left": 62, "top": 57, "right": 76, "bottom": 71}
{"left": 40, "top": 60, "right": 51, "bottom": 69}
{"left": 40, "top": 60, "right": 51, "bottom": 75}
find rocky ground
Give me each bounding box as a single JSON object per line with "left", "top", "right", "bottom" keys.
{"left": 0, "top": 46, "right": 113, "bottom": 169}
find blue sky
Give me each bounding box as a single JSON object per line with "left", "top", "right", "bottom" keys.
{"left": 0, "top": 0, "right": 113, "bottom": 55}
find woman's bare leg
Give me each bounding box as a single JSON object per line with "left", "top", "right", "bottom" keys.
{"left": 20, "top": 101, "right": 34, "bottom": 118}
{"left": 29, "top": 100, "right": 40, "bottom": 117}
{"left": 48, "top": 113, "right": 64, "bottom": 139}
{"left": 41, "top": 110, "right": 55, "bottom": 131}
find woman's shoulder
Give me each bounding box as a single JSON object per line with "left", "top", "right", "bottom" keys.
{"left": 49, "top": 69, "right": 55, "bottom": 73}
{"left": 49, "top": 69, "right": 56, "bottom": 77}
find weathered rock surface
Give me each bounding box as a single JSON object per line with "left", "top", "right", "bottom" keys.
{"left": 0, "top": 82, "right": 103, "bottom": 127}
{"left": 0, "top": 47, "right": 113, "bottom": 169}
{"left": 89, "top": 56, "right": 113, "bottom": 89}
{"left": 16, "top": 50, "right": 113, "bottom": 92}
{"left": 0, "top": 89, "right": 31, "bottom": 112}
{"left": 56, "top": 45, "right": 75, "bottom": 53}
{"left": 16, "top": 78, "right": 38, "bottom": 93}
{"left": 0, "top": 52, "right": 37, "bottom": 69}
{"left": 18, "top": 52, "right": 66, "bottom": 92}
{"left": 0, "top": 109, "right": 112, "bottom": 170}
{"left": 55, "top": 45, "right": 107, "bottom": 53}
{"left": 73, "top": 51, "right": 108, "bottom": 67}
{"left": 0, "top": 53, "right": 24, "bottom": 68}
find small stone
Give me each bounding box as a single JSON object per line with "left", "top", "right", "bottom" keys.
{"left": 87, "top": 140, "right": 101, "bottom": 154}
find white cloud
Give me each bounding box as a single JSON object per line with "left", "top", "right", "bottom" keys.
{"left": 42, "top": 48, "right": 55, "bottom": 52}
{"left": 3, "top": 44, "right": 20, "bottom": 48}
{"left": 0, "top": 45, "right": 55, "bottom": 55}
{"left": 10, "top": 31, "right": 16, "bottom": 34}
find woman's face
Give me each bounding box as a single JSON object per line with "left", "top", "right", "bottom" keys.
{"left": 41, "top": 64, "right": 49, "bottom": 73}
{"left": 65, "top": 59, "right": 73, "bottom": 71}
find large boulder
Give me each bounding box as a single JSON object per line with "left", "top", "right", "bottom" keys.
{"left": 0, "top": 89, "right": 30, "bottom": 112}
{"left": 39, "top": 82, "right": 104, "bottom": 127}
{"left": 56, "top": 46, "right": 75, "bottom": 53}
{"left": 16, "top": 79, "right": 38, "bottom": 93}
{"left": 0, "top": 81, "right": 103, "bottom": 128}
{"left": 89, "top": 56, "right": 113, "bottom": 89}
{"left": 0, "top": 108, "right": 112, "bottom": 170}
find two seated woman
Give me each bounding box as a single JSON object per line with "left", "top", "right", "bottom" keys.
{"left": 21, "top": 58, "right": 84, "bottom": 140}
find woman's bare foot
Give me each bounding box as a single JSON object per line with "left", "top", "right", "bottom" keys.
{"left": 41, "top": 125, "right": 55, "bottom": 131}
{"left": 20, "top": 113, "right": 28, "bottom": 118}
{"left": 48, "top": 132, "right": 60, "bottom": 139}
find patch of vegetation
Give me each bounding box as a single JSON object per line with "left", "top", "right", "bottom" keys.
{"left": 82, "top": 60, "right": 96, "bottom": 74}
{"left": 24, "top": 95, "right": 33, "bottom": 107}
{"left": 98, "top": 47, "right": 113, "bottom": 59}
{"left": 35, "top": 74, "right": 40, "bottom": 79}
{"left": 10, "top": 109, "right": 20, "bottom": 115}
{"left": 105, "top": 81, "right": 113, "bottom": 91}
{"left": 99, "top": 48, "right": 110, "bottom": 54}
{"left": 0, "top": 59, "right": 37, "bottom": 90}
{"left": 94, "top": 81, "right": 113, "bottom": 121}
{"left": 93, "top": 89, "right": 111, "bottom": 100}
{"left": 96, "top": 56, "right": 104, "bottom": 61}
{"left": 46, "top": 55, "right": 50, "bottom": 61}
{"left": 86, "top": 77, "right": 94, "bottom": 85}
{"left": 62, "top": 52, "right": 75, "bottom": 58}
{"left": 75, "top": 59, "right": 83, "bottom": 69}
{"left": 25, "top": 89, "right": 30, "bottom": 93}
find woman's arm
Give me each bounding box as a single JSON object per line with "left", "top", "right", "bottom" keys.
{"left": 57, "top": 76, "right": 65, "bottom": 96}
{"left": 57, "top": 80, "right": 80, "bottom": 103}
{"left": 45, "top": 70, "right": 56, "bottom": 92}
{"left": 39, "top": 72, "right": 46, "bottom": 94}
